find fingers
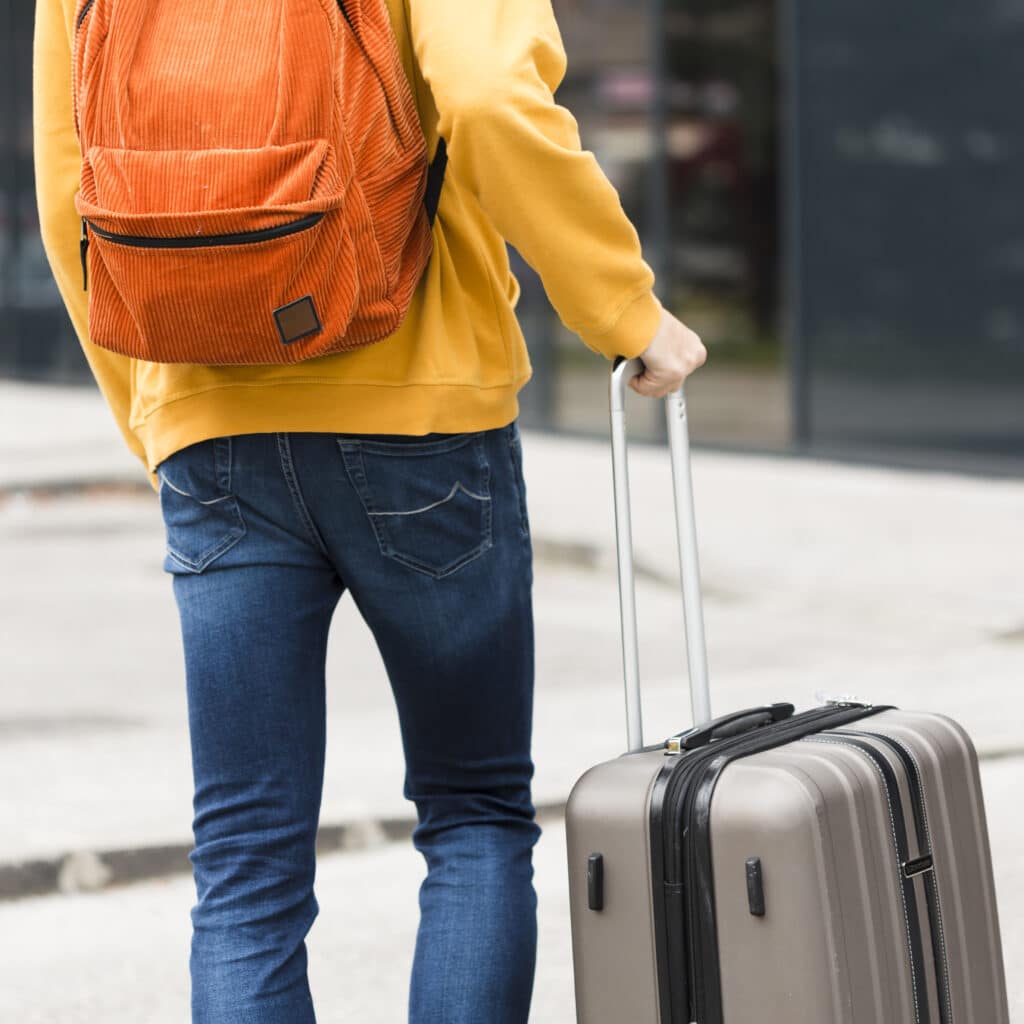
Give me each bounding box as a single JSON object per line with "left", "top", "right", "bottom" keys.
{"left": 629, "top": 307, "right": 707, "bottom": 399}
{"left": 628, "top": 372, "right": 674, "bottom": 399}
{"left": 628, "top": 335, "right": 707, "bottom": 397}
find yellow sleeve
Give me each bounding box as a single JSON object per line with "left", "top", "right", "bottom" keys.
{"left": 33, "top": 0, "right": 153, "bottom": 482}
{"left": 406, "top": 0, "right": 663, "bottom": 360}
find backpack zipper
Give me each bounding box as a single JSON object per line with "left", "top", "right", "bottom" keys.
{"left": 80, "top": 219, "right": 89, "bottom": 291}
{"left": 76, "top": 0, "right": 95, "bottom": 30}
{"left": 72, "top": 0, "right": 96, "bottom": 138}
{"left": 79, "top": 212, "right": 324, "bottom": 291}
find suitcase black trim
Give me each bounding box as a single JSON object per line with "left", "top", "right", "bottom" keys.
{"left": 838, "top": 730, "right": 953, "bottom": 1024}
{"left": 808, "top": 734, "right": 931, "bottom": 1024}
{"left": 648, "top": 703, "right": 890, "bottom": 1024}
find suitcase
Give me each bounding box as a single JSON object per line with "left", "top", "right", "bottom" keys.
{"left": 564, "top": 357, "right": 1010, "bottom": 1024}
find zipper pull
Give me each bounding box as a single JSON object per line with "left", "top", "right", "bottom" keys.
{"left": 80, "top": 218, "right": 89, "bottom": 291}
{"left": 814, "top": 690, "right": 870, "bottom": 708}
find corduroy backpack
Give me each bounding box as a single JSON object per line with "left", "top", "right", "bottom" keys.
{"left": 72, "top": 0, "right": 446, "bottom": 365}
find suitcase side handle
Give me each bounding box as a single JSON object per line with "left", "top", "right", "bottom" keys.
{"left": 610, "top": 356, "right": 712, "bottom": 753}
{"left": 671, "top": 703, "right": 796, "bottom": 752}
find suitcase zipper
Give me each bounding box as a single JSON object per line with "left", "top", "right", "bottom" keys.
{"left": 805, "top": 733, "right": 932, "bottom": 1024}
{"left": 78, "top": 212, "right": 324, "bottom": 291}
{"left": 684, "top": 705, "right": 888, "bottom": 1024}
{"left": 832, "top": 730, "right": 953, "bottom": 1024}
{"left": 649, "top": 703, "right": 889, "bottom": 1024}
{"left": 651, "top": 709, "right": 840, "bottom": 1024}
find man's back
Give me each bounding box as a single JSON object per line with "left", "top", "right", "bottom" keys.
{"left": 35, "top": 0, "right": 663, "bottom": 478}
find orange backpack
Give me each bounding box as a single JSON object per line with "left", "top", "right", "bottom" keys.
{"left": 72, "top": 0, "right": 446, "bottom": 365}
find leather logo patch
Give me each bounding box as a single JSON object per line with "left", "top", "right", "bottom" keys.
{"left": 273, "top": 295, "right": 322, "bottom": 345}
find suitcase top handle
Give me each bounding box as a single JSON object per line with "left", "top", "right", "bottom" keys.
{"left": 610, "top": 356, "right": 712, "bottom": 753}
{"left": 669, "top": 702, "right": 796, "bottom": 752}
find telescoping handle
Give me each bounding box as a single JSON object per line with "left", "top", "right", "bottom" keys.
{"left": 610, "top": 356, "right": 712, "bottom": 754}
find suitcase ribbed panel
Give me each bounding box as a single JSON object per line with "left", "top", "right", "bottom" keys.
{"left": 709, "top": 710, "right": 1008, "bottom": 1024}
{"left": 566, "top": 750, "right": 665, "bottom": 1024}
{"left": 822, "top": 731, "right": 945, "bottom": 1022}
{"left": 711, "top": 744, "right": 916, "bottom": 1022}
{"left": 848, "top": 713, "right": 1010, "bottom": 1024}
{"left": 566, "top": 710, "right": 1009, "bottom": 1024}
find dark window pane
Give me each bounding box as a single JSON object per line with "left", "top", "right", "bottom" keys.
{"left": 791, "top": 0, "right": 1024, "bottom": 470}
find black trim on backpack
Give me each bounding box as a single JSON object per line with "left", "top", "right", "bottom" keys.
{"left": 76, "top": 0, "right": 95, "bottom": 30}
{"left": 82, "top": 212, "right": 324, "bottom": 250}
{"left": 425, "top": 137, "right": 447, "bottom": 228}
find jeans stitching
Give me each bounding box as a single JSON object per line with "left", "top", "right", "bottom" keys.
{"left": 506, "top": 424, "right": 529, "bottom": 540}
{"left": 276, "top": 434, "right": 331, "bottom": 560}
{"left": 393, "top": 536, "right": 494, "bottom": 579}
{"left": 160, "top": 437, "right": 246, "bottom": 573}
{"left": 166, "top": 512, "right": 246, "bottom": 573}
{"left": 339, "top": 435, "right": 494, "bottom": 579}
{"left": 478, "top": 433, "right": 494, "bottom": 549}
{"left": 157, "top": 471, "right": 235, "bottom": 505}
{"left": 337, "top": 432, "right": 482, "bottom": 458}
{"left": 384, "top": 434, "right": 493, "bottom": 579}
{"left": 215, "top": 437, "right": 232, "bottom": 494}
{"left": 368, "top": 481, "right": 490, "bottom": 516}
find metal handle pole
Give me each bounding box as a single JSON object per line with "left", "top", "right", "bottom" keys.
{"left": 610, "top": 363, "right": 644, "bottom": 753}
{"left": 665, "top": 386, "right": 712, "bottom": 727}
{"left": 610, "top": 358, "right": 712, "bottom": 753}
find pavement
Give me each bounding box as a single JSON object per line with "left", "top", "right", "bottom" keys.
{"left": 1, "top": 377, "right": 1022, "bottom": 1020}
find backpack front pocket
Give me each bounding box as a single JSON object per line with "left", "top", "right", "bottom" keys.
{"left": 76, "top": 142, "right": 370, "bottom": 364}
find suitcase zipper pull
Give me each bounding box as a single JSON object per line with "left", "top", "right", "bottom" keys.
{"left": 80, "top": 218, "right": 89, "bottom": 291}
{"left": 814, "top": 690, "right": 870, "bottom": 708}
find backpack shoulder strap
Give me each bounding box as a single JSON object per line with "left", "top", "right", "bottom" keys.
{"left": 424, "top": 137, "right": 447, "bottom": 228}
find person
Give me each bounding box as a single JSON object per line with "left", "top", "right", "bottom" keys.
{"left": 33, "top": 0, "right": 706, "bottom": 1020}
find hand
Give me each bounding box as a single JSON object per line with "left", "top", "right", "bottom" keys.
{"left": 628, "top": 307, "right": 707, "bottom": 399}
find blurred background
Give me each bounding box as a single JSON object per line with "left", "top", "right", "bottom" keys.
{"left": 3, "top": 0, "right": 1023, "bottom": 468}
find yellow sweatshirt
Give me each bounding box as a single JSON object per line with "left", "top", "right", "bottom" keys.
{"left": 33, "top": 0, "right": 663, "bottom": 482}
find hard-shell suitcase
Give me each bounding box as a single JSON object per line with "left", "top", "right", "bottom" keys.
{"left": 565, "top": 358, "right": 1009, "bottom": 1024}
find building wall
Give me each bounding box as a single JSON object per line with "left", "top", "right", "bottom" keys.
{"left": 4, "top": 0, "right": 1021, "bottom": 471}
{"left": 788, "top": 0, "right": 1024, "bottom": 470}
{"left": 0, "top": 0, "right": 88, "bottom": 382}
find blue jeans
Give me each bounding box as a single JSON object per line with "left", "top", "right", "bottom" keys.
{"left": 157, "top": 423, "right": 540, "bottom": 1023}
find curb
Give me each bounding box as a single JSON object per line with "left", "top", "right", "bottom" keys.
{"left": 0, "top": 477, "right": 152, "bottom": 501}
{"left": 0, "top": 478, "right": 679, "bottom": 593}
{"left": 5, "top": 746, "right": 1021, "bottom": 902}
{"left": 0, "top": 802, "right": 568, "bottom": 903}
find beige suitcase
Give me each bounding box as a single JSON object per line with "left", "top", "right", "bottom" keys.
{"left": 565, "top": 358, "right": 1009, "bottom": 1023}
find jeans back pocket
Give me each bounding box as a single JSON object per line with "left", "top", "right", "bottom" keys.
{"left": 338, "top": 432, "right": 493, "bottom": 579}
{"left": 157, "top": 437, "right": 247, "bottom": 574}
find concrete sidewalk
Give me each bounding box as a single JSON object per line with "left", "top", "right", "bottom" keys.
{"left": 1, "top": 379, "right": 1022, "bottom": 1016}
{"left": 2, "top": 805, "right": 1019, "bottom": 1023}
{"left": 2, "top": 378, "right": 1024, "bottom": 858}
{"left": 0, "top": 381, "right": 145, "bottom": 492}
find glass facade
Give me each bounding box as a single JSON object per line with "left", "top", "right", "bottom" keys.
{"left": 3, "top": 0, "right": 1021, "bottom": 470}
{"left": 519, "top": 0, "right": 789, "bottom": 449}
{"left": 788, "top": 0, "right": 1024, "bottom": 472}
{"left": 0, "top": 0, "right": 89, "bottom": 383}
